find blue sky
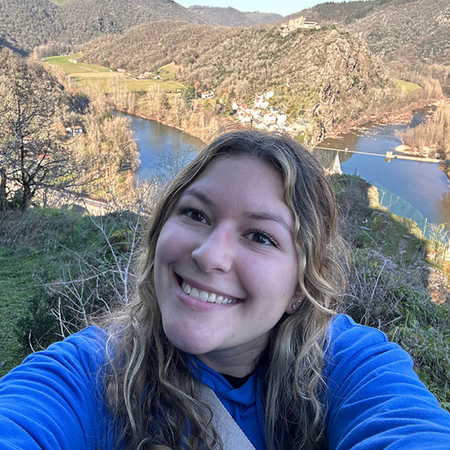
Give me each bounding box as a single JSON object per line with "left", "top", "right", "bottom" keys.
{"left": 176, "top": 0, "right": 347, "bottom": 17}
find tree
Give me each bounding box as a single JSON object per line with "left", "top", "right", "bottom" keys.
{"left": 181, "top": 84, "right": 196, "bottom": 109}
{"left": 145, "top": 84, "right": 168, "bottom": 120}
{"left": 0, "top": 50, "right": 76, "bottom": 210}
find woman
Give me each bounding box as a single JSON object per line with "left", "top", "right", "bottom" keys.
{"left": 0, "top": 130, "right": 449, "bottom": 450}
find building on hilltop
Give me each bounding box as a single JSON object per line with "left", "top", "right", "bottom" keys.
{"left": 280, "top": 16, "right": 320, "bottom": 36}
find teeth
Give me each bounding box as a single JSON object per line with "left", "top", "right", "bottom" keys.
{"left": 183, "top": 283, "right": 191, "bottom": 294}
{"left": 181, "top": 281, "right": 237, "bottom": 305}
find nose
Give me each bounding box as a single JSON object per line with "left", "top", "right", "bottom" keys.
{"left": 191, "top": 224, "right": 234, "bottom": 273}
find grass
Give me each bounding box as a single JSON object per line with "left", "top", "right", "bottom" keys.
{"left": 0, "top": 246, "right": 39, "bottom": 376}
{"left": 159, "top": 62, "right": 179, "bottom": 81}
{"left": 43, "top": 53, "right": 110, "bottom": 74}
{"left": 44, "top": 54, "right": 184, "bottom": 92}
{"left": 395, "top": 79, "right": 422, "bottom": 94}
{"left": 0, "top": 208, "right": 105, "bottom": 377}
{"left": 74, "top": 75, "right": 184, "bottom": 93}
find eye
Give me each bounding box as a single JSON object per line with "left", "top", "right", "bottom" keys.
{"left": 179, "top": 206, "right": 208, "bottom": 224}
{"left": 247, "top": 229, "right": 279, "bottom": 247}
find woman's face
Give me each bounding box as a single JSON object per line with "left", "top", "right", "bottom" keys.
{"left": 154, "top": 155, "right": 299, "bottom": 376}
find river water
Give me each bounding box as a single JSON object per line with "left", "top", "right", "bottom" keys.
{"left": 128, "top": 114, "right": 202, "bottom": 182}
{"left": 126, "top": 112, "right": 450, "bottom": 228}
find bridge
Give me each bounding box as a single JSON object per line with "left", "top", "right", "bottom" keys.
{"left": 314, "top": 146, "right": 445, "bottom": 164}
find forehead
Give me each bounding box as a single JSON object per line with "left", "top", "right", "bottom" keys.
{"left": 182, "top": 155, "right": 292, "bottom": 218}
{"left": 192, "top": 154, "right": 281, "bottom": 189}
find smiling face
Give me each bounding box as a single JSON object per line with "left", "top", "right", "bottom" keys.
{"left": 154, "top": 155, "right": 300, "bottom": 376}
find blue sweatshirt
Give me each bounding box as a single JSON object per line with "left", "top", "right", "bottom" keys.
{"left": 0, "top": 315, "right": 449, "bottom": 449}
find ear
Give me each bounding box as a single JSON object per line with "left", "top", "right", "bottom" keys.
{"left": 285, "top": 288, "right": 305, "bottom": 315}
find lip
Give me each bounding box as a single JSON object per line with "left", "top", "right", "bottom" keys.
{"left": 173, "top": 271, "right": 244, "bottom": 309}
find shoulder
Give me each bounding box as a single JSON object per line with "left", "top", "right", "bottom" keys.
{"left": 325, "top": 314, "right": 398, "bottom": 373}
{"left": 0, "top": 326, "right": 116, "bottom": 450}
{"left": 1, "top": 325, "right": 109, "bottom": 388}
{"left": 323, "top": 314, "right": 450, "bottom": 449}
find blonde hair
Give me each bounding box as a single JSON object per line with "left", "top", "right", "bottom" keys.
{"left": 103, "top": 130, "right": 346, "bottom": 449}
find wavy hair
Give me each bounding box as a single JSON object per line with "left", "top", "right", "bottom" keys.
{"left": 103, "top": 130, "right": 346, "bottom": 449}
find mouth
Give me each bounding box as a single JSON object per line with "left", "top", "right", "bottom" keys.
{"left": 176, "top": 274, "right": 240, "bottom": 305}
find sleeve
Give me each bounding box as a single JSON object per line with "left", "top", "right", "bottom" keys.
{"left": 324, "top": 315, "right": 450, "bottom": 450}
{"left": 0, "top": 326, "right": 118, "bottom": 450}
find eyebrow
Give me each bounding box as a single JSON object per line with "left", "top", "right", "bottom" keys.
{"left": 183, "top": 188, "right": 214, "bottom": 205}
{"left": 244, "top": 212, "right": 293, "bottom": 233}
{"left": 183, "top": 188, "right": 292, "bottom": 232}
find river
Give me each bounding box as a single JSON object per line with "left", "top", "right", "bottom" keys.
{"left": 126, "top": 111, "right": 450, "bottom": 230}
{"left": 128, "top": 114, "right": 202, "bottom": 182}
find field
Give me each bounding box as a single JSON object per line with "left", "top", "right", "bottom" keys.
{"left": 395, "top": 79, "right": 422, "bottom": 94}
{"left": 158, "top": 62, "right": 178, "bottom": 81}
{"left": 43, "top": 53, "right": 184, "bottom": 92}
{"left": 43, "top": 53, "right": 110, "bottom": 74}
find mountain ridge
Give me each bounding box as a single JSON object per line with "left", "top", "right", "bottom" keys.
{"left": 82, "top": 21, "right": 408, "bottom": 142}
{"left": 284, "top": 0, "right": 450, "bottom": 71}
{"left": 0, "top": 0, "right": 207, "bottom": 54}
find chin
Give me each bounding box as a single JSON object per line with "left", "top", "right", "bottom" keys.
{"left": 162, "top": 323, "right": 216, "bottom": 356}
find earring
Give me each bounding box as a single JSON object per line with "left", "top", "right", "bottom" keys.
{"left": 292, "top": 300, "right": 302, "bottom": 311}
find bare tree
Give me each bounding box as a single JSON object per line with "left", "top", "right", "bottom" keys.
{"left": 0, "top": 50, "right": 76, "bottom": 210}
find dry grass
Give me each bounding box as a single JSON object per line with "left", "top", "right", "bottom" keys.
{"left": 402, "top": 103, "right": 450, "bottom": 157}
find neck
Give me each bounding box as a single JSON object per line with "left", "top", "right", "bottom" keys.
{"left": 196, "top": 340, "right": 268, "bottom": 377}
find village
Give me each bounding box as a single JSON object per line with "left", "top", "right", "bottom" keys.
{"left": 232, "top": 91, "right": 313, "bottom": 135}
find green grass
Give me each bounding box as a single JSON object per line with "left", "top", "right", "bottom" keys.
{"left": 44, "top": 53, "right": 110, "bottom": 74}
{"left": 0, "top": 209, "right": 105, "bottom": 377}
{"left": 44, "top": 54, "right": 184, "bottom": 92}
{"left": 74, "top": 76, "right": 184, "bottom": 93}
{"left": 125, "top": 79, "right": 184, "bottom": 92}
{"left": 0, "top": 246, "right": 39, "bottom": 375}
{"left": 159, "top": 62, "right": 179, "bottom": 81}
{"left": 395, "top": 79, "right": 422, "bottom": 94}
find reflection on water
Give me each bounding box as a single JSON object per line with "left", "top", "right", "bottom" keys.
{"left": 124, "top": 114, "right": 202, "bottom": 181}
{"left": 316, "top": 108, "right": 450, "bottom": 226}
{"left": 124, "top": 111, "right": 450, "bottom": 227}
{"left": 316, "top": 149, "right": 450, "bottom": 226}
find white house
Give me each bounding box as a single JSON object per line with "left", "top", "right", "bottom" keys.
{"left": 201, "top": 91, "right": 214, "bottom": 99}
{"left": 66, "top": 126, "right": 83, "bottom": 137}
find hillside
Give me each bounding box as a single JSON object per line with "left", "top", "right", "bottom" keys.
{"left": 287, "top": 0, "right": 450, "bottom": 73}
{"left": 0, "top": 0, "right": 64, "bottom": 54}
{"left": 187, "top": 6, "right": 281, "bottom": 27}
{"left": 188, "top": 5, "right": 254, "bottom": 27}
{"left": 82, "top": 20, "right": 410, "bottom": 141}
{"left": 243, "top": 11, "right": 283, "bottom": 25}
{"left": 0, "top": 0, "right": 206, "bottom": 54}
{"left": 285, "top": 0, "right": 400, "bottom": 25}
{"left": 346, "top": 0, "right": 450, "bottom": 68}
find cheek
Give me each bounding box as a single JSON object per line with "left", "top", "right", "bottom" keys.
{"left": 242, "top": 257, "right": 298, "bottom": 306}
{"left": 156, "top": 222, "right": 187, "bottom": 262}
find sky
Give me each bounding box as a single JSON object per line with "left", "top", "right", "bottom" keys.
{"left": 176, "top": 0, "right": 347, "bottom": 17}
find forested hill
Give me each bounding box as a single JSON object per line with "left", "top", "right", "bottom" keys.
{"left": 287, "top": 0, "right": 450, "bottom": 69}
{"left": 187, "top": 6, "right": 281, "bottom": 26}
{"left": 0, "top": 0, "right": 206, "bottom": 54}
{"left": 284, "top": 0, "right": 401, "bottom": 25}
{"left": 83, "top": 21, "right": 401, "bottom": 139}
